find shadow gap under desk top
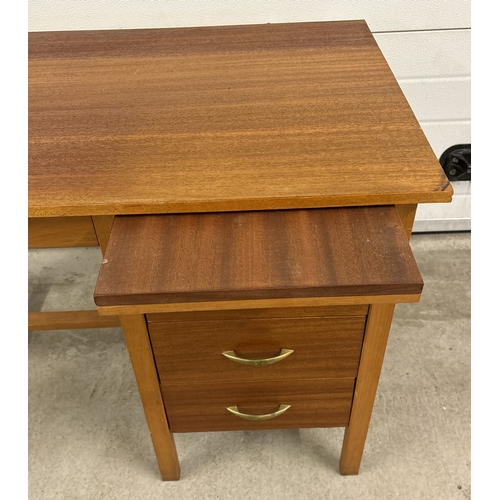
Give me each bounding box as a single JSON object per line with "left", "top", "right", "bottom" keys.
{"left": 29, "top": 20, "right": 451, "bottom": 218}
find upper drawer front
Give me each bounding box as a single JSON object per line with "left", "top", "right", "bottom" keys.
{"left": 148, "top": 316, "right": 366, "bottom": 384}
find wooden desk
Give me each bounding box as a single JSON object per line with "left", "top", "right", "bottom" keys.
{"left": 28, "top": 20, "right": 451, "bottom": 330}
{"left": 28, "top": 20, "right": 452, "bottom": 478}
{"left": 94, "top": 206, "right": 424, "bottom": 479}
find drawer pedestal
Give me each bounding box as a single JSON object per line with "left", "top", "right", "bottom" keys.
{"left": 95, "top": 207, "right": 423, "bottom": 480}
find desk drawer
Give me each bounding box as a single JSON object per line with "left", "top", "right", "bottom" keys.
{"left": 148, "top": 316, "right": 366, "bottom": 384}
{"left": 163, "top": 378, "right": 355, "bottom": 432}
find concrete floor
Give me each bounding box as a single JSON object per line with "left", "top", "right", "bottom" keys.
{"left": 28, "top": 232, "right": 471, "bottom": 500}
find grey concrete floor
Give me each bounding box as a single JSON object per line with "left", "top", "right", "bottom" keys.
{"left": 28, "top": 232, "right": 471, "bottom": 500}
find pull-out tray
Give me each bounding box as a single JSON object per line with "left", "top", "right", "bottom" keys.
{"left": 94, "top": 206, "right": 423, "bottom": 310}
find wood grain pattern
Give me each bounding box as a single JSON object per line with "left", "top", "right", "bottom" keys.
{"left": 28, "top": 310, "right": 120, "bottom": 331}
{"left": 148, "top": 315, "right": 366, "bottom": 384}
{"left": 94, "top": 207, "right": 423, "bottom": 307}
{"left": 162, "top": 378, "right": 355, "bottom": 432}
{"left": 119, "top": 315, "right": 180, "bottom": 480}
{"left": 146, "top": 305, "right": 369, "bottom": 322}
{"left": 339, "top": 303, "right": 396, "bottom": 475}
{"left": 29, "top": 21, "right": 451, "bottom": 218}
{"left": 28, "top": 216, "right": 98, "bottom": 248}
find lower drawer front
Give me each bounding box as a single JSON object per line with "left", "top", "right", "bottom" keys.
{"left": 163, "top": 378, "right": 355, "bottom": 432}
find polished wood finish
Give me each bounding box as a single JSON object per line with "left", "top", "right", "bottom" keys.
{"left": 29, "top": 20, "right": 448, "bottom": 479}
{"left": 147, "top": 305, "right": 369, "bottom": 323}
{"left": 94, "top": 207, "right": 423, "bottom": 307}
{"left": 28, "top": 216, "right": 98, "bottom": 248}
{"left": 339, "top": 303, "right": 396, "bottom": 475}
{"left": 94, "top": 204, "right": 424, "bottom": 477}
{"left": 29, "top": 21, "right": 451, "bottom": 218}
{"left": 149, "top": 315, "right": 366, "bottom": 384}
{"left": 28, "top": 310, "right": 120, "bottom": 331}
{"left": 162, "top": 378, "right": 355, "bottom": 432}
{"left": 119, "top": 315, "right": 180, "bottom": 480}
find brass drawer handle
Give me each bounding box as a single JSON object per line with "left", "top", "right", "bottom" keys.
{"left": 226, "top": 404, "right": 291, "bottom": 421}
{"left": 221, "top": 348, "right": 294, "bottom": 366}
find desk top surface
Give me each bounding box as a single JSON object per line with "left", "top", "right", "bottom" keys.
{"left": 29, "top": 20, "right": 452, "bottom": 217}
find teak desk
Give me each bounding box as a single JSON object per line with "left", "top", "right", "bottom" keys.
{"left": 28, "top": 20, "right": 453, "bottom": 479}
{"left": 94, "top": 206, "right": 424, "bottom": 479}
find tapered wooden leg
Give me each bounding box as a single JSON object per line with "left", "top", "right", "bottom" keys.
{"left": 340, "top": 303, "right": 396, "bottom": 475}
{"left": 120, "top": 314, "right": 180, "bottom": 480}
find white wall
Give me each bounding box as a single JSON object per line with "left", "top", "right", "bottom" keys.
{"left": 374, "top": 25, "right": 471, "bottom": 232}
{"left": 28, "top": 0, "right": 471, "bottom": 231}
{"left": 28, "top": 1, "right": 471, "bottom": 32}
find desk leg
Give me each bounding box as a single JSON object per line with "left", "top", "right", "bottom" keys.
{"left": 339, "top": 303, "right": 395, "bottom": 475}
{"left": 120, "top": 314, "right": 181, "bottom": 480}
